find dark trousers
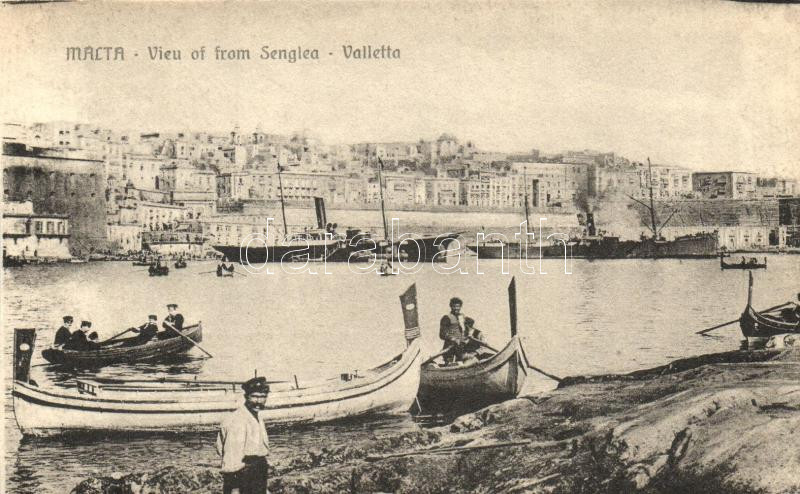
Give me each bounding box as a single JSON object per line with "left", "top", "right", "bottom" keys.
{"left": 223, "top": 456, "right": 268, "bottom": 494}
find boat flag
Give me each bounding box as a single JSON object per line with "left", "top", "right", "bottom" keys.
{"left": 14, "top": 328, "right": 36, "bottom": 382}
{"left": 399, "top": 284, "right": 421, "bottom": 345}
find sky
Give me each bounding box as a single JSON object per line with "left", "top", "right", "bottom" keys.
{"left": 1, "top": 1, "right": 799, "bottom": 179}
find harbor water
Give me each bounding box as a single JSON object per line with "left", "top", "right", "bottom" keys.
{"left": 3, "top": 255, "right": 799, "bottom": 493}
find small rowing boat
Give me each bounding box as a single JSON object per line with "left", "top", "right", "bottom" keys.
{"left": 149, "top": 264, "right": 169, "bottom": 276}
{"left": 417, "top": 277, "right": 556, "bottom": 414}
{"left": 40, "top": 324, "right": 203, "bottom": 368}
{"left": 720, "top": 254, "right": 767, "bottom": 270}
{"left": 12, "top": 300, "right": 422, "bottom": 436}
{"left": 739, "top": 272, "right": 799, "bottom": 346}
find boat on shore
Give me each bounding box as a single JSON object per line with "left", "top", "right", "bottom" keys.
{"left": 739, "top": 272, "right": 799, "bottom": 347}
{"left": 40, "top": 324, "right": 203, "bottom": 368}
{"left": 12, "top": 324, "right": 422, "bottom": 436}
{"left": 417, "top": 277, "right": 556, "bottom": 414}
{"left": 721, "top": 254, "right": 767, "bottom": 270}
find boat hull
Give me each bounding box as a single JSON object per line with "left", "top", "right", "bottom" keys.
{"left": 41, "top": 324, "right": 203, "bottom": 368}
{"left": 213, "top": 241, "right": 340, "bottom": 264}
{"left": 418, "top": 336, "right": 528, "bottom": 413}
{"left": 740, "top": 305, "right": 799, "bottom": 340}
{"left": 14, "top": 339, "right": 421, "bottom": 436}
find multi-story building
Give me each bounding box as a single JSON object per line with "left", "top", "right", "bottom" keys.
{"left": 2, "top": 201, "right": 71, "bottom": 259}
{"left": 692, "top": 171, "right": 758, "bottom": 199}
{"left": 511, "top": 162, "right": 589, "bottom": 207}
{"left": 757, "top": 177, "right": 798, "bottom": 198}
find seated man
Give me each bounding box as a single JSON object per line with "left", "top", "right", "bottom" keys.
{"left": 159, "top": 304, "right": 184, "bottom": 339}
{"left": 122, "top": 315, "right": 159, "bottom": 347}
{"left": 54, "top": 315, "right": 74, "bottom": 347}
{"left": 65, "top": 321, "right": 100, "bottom": 351}
{"left": 439, "top": 297, "right": 485, "bottom": 364}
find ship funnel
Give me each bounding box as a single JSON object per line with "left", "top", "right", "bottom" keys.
{"left": 14, "top": 329, "right": 36, "bottom": 382}
{"left": 586, "top": 213, "right": 597, "bottom": 236}
{"left": 314, "top": 197, "right": 327, "bottom": 230}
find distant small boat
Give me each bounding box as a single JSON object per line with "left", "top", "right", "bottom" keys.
{"left": 217, "top": 263, "right": 235, "bottom": 277}
{"left": 739, "top": 272, "right": 799, "bottom": 346}
{"left": 148, "top": 264, "right": 169, "bottom": 276}
{"left": 69, "top": 258, "right": 88, "bottom": 264}
{"left": 721, "top": 254, "right": 767, "bottom": 270}
{"left": 174, "top": 259, "right": 187, "bottom": 269}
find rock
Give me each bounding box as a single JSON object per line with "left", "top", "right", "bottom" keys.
{"left": 73, "top": 349, "right": 800, "bottom": 494}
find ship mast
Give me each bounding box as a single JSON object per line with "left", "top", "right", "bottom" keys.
{"left": 647, "top": 157, "right": 658, "bottom": 240}
{"left": 523, "top": 168, "right": 531, "bottom": 231}
{"left": 377, "top": 156, "right": 389, "bottom": 239}
{"left": 277, "top": 162, "right": 288, "bottom": 236}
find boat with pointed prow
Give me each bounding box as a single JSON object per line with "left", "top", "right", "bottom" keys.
{"left": 11, "top": 287, "right": 423, "bottom": 437}
{"left": 721, "top": 254, "right": 767, "bottom": 270}
{"left": 739, "top": 271, "right": 799, "bottom": 348}
{"left": 416, "top": 277, "right": 559, "bottom": 415}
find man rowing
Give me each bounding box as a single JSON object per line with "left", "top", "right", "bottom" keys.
{"left": 159, "top": 303, "right": 184, "bottom": 339}
{"left": 439, "top": 297, "right": 486, "bottom": 364}
{"left": 54, "top": 315, "right": 74, "bottom": 347}
{"left": 216, "top": 376, "right": 270, "bottom": 494}
{"left": 64, "top": 321, "right": 101, "bottom": 351}
{"left": 122, "top": 315, "right": 159, "bottom": 347}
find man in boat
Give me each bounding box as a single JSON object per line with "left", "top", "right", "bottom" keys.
{"left": 159, "top": 303, "right": 184, "bottom": 339}
{"left": 216, "top": 376, "right": 270, "bottom": 494}
{"left": 122, "top": 315, "right": 159, "bottom": 347}
{"left": 64, "top": 321, "right": 100, "bottom": 351}
{"left": 54, "top": 315, "right": 74, "bottom": 347}
{"left": 439, "top": 297, "right": 485, "bottom": 364}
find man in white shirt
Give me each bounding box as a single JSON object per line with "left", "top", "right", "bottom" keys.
{"left": 216, "top": 376, "right": 270, "bottom": 494}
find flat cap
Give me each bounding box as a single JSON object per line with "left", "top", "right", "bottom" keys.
{"left": 242, "top": 376, "right": 270, "bottom": 395}
{"left": 148, "top": 314, "right": 158, "bottom": 319}
{"left": 81, "top": 321, "right": 92, "bottom": 328}
{"left": 63, "top": 316, "right": 74, "bottom": 323}
{"left": 166, "top": 304, "right": 178, "bottom": 309}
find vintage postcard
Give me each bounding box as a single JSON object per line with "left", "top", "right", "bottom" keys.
{"left": 2, "top": 1, "right": 799, "bottom": 493}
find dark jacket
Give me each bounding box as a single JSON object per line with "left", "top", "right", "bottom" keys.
{"left": 161, "top": 313, "right": 184, "bottom": 339}
{"left": 54, "top": 326, "right": 72, "bottom": 346}
{"left": 65, "top": 330, "right": 100, "bottom": 351}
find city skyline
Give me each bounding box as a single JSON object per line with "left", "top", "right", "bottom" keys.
{"left": 2, "top": 2, "right": 799, "bottom": 180}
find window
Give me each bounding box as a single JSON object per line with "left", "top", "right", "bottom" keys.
{"left": 34, "top": 221, "right": 42, "bottom": 233}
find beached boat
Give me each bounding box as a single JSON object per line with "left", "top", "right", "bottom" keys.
{"left": 418, "top": 334, "right": 531, "bottom": 412}
{"left": 721, "top": 254, "right": 767, "bottom": 270}
{"left": 417, "top": 277, "right": 557, "bottom": 413}
{"left": 12, "top": 327, "right": 422, "bottom": 436}
{"left": 40, "top": 324, "right": 203, "bottom": 368}
{"left": 739, "top": 272, "right": 799, "bottom": 345}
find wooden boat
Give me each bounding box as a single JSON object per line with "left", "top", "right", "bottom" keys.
{"left": 12, "top": 326, "right": 421, "bottom": 436}
{"left": 174, "top": 259, "right": 187, "bottom": 269}
{"left": 739, "top": 272, "right": 799, "bottom": 346}
{"left": 40, "top": 324, "right": 203, "bottom": 368}
{"left": 217, "top": 263, "right": 235, "bottom": 277}
{"left": 417, "top": 277, "right": 556, "bottom": 414}
{"left": 721, "top": 254, "right": 767, "bottom": 270}
{"left": 132, "top": 260, "right": 151, "bottom": 266}
{"left": 148, "top": 264, "right": 169, "bottom": 276}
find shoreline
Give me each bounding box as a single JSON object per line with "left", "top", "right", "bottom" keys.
{"left": 72, "top": 347, "right": 800, "bottom": 493}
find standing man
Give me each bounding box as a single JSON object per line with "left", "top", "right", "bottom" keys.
{"left": 54, "top": 316, "right": 74, "bottom": 347}
{"left": 439, "top": 297, "right": 483, "bottom": 363}
{"left": 216, "top": 377, "right": 270, "bottom": 494}
{"left": 160, "top": 304, "right": 184, "bottom": 339}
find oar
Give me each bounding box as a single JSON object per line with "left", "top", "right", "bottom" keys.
{"left": 197, "top": 270, "right": 217, "bottom": 275}
{"left": 422, "top": 349, "right": 451, "bottom": 365}
{"left": 696, "top": 302, "right": 792, "bottom": 335}
{"left": 104, "top": 327, "right": 136, "bottom": 342}
{"left": 163, "top": 322, "right": 214, "bottom": 358}
{"left": 233, "top": 270, "right": 247, "bottom": 277}
{"left": 468, "top": 334, "right": 499, "bottom": 353}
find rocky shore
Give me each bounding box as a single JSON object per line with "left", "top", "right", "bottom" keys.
{"left": 73, "top": 348, "right": 800, "bottom": 494}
